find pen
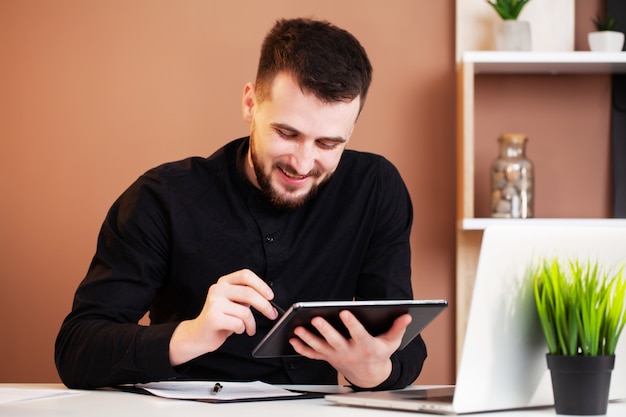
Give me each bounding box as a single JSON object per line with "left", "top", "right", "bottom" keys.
{"left": 270, "top": 300, "right": 286, "bottom": 316}
{"left": 211, "top": 382, "right": 222, "bottom": 395}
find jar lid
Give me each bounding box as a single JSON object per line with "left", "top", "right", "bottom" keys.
{"left": 498, "top": 133, "right": 527, "bottom": 143}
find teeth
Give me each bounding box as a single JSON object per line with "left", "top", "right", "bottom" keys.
{"left": 281, "top": 168, "right": 305, "bottom": 179}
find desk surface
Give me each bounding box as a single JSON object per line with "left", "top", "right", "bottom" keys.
{"left": 2, "top": 384, "right": 626, "bottom": 416}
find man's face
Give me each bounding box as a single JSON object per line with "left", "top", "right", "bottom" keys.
{"left": 242, "top": 72, "right": 361, "bottom": 210}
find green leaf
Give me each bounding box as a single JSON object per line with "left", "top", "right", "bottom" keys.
{"left": 593, "top": 14, "right": 617, "bottom": 31}
{"left": 532, "top": 257, "right": 626, "bottom": 356}
{"left": 486, "top": 0, "right": 532, "bottom": 20}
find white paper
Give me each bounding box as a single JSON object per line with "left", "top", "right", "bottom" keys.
{"left": 0, "top": 388, "right": 81, "bottom": 404}
{"left": 135, "top": 380, "right": 302, "bottom": 401}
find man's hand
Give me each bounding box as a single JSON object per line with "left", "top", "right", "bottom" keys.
{"left": 168, "top": 269, "right": 278, "bottom": 366}
{"left": 288, "top": 310, "right": 412, "bottom": 389}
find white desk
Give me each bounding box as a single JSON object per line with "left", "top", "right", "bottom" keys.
{"left": 2, "top": 384, "right": 626, "bottom": 416}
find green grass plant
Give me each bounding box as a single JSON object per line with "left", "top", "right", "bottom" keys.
{"left": 486, "top": 0, "right": 532, "bottom": 20}
{"left": 533, "top": 258, "right": 626, "bottom": 356}
{"left": 593, "top": 14, "right": 617, "bottom": 31}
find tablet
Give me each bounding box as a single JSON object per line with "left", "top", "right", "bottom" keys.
{"left": 252, "top": 299, "right": 448, "bottom": 358}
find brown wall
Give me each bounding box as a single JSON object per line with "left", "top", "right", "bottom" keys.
{"left": 0, "top": 0, "right": 605, "bottom": 386}
{"left": 0, "top": 1, "right": 457, "bottom": 384}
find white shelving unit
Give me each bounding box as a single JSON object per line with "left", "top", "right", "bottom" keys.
{"left": 462, "top": 217, "right": 626, "bottom": 230}
{"left": 458, "top": 51, "right": 626, "bottom": 227}
{"left": 464, "top": 51, "right": 626, "bottom": 74}
{"left": 455, "top": 51, "right": 626, "bottom": 363}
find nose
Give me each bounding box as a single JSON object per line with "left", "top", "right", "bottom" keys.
{"left": 290, "top": 141, "right": 317, "bottom": 175}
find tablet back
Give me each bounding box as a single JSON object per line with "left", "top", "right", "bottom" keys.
{"left": 252, "top": 299, "right": 448, "bottom": 358}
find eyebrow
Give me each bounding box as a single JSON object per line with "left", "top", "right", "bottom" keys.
{"left": 271, "top": 122, "right": 348, "bottom": 144}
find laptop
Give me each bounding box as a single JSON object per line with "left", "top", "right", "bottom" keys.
{"left": 326, "top": 224, "right": 626, "bottom": 414}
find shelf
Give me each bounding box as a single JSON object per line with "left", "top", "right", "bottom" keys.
{"left": 463, "top": 51, "right": 626, "bottom": 74}
{"left": 461, "top": 218, "right": 626, "bottom": 231}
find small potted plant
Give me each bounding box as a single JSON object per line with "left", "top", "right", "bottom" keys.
{"left": 486, "top": 0, "right": 532, "bottom": 51}
{"left": 533, "top": 257, "right": 626, "bottom": 415}
{"left": 588, "top": 14, "right": 625, "bottom": 52}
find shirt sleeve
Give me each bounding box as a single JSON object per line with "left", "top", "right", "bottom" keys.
{"left": 55, "top": 170, "right": 181, "bottom": 389}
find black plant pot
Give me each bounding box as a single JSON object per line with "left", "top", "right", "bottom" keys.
{"left": 546, "top": 354, "right": 615, "bottom": 415}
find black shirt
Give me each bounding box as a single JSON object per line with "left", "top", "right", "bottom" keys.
{"left": 55, "top": 137, "right": 427, "bottom": 389}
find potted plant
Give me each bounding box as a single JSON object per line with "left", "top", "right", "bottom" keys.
{"left": 533, "top": 257, "right": 626, "bottom": 415}
{"left": 588, "top": 14, "right": 625, "bottom": 52}
{"left": 486, "top": 0, "right": 532, "bottom": 51}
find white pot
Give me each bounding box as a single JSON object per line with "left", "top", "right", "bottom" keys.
{"left": 494, "top": 20, "right": 531, "bottom": 51}
{"left": 588, "top": 31, "right": 625, "bottom": 52}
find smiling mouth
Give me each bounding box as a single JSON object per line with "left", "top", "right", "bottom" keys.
{"left": 277, "top": 166, "right": 311, "bottom": 180}
{"left": 279, "top": 167, "right": 308, "bottom": 180}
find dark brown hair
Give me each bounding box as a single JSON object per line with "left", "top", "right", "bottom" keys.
{"left": 255, "top": 18, "right": 373, "bottom": 112}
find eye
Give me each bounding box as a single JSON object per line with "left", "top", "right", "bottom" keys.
{"left": 276, "top": 128, "right": 297, "bottom": 139}
{"left": 317, "top": 140, "right": 340, "bottom": 150}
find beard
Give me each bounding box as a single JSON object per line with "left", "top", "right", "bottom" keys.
{"left": 249, "top": 132, "right": 331, "bottom": 211}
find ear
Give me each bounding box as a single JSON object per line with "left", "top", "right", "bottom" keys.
{"left": 242, "top": 82, "right": 256, "bottom": 123}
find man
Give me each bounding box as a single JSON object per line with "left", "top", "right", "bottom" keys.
{"left": 55, "top": 17, "right": 427, "bottom": 390}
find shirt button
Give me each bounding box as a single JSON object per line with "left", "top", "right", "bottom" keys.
{"left": 265, "top": 235, "right": 275, "bottom": 243}
{"left": 288, "top": 363, "right": 296, "bottom": 370}
{"left": 268, "top": 281, "right": 275, "bottom": 287}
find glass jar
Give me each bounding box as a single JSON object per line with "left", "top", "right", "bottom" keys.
{"left": 490, "top": 133, "right": 534, "bottom": 218}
